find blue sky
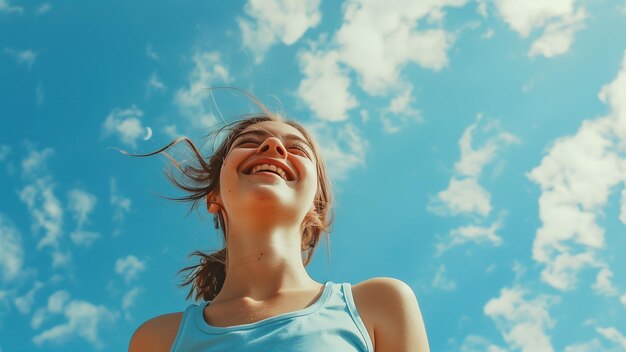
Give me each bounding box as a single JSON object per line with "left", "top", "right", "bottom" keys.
{"left": 2, "top": 0, "right": 626, "bottom": 351}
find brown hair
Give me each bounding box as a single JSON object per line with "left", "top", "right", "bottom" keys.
{"left": 122, "top": 97, "right": 334, "bottom": 301}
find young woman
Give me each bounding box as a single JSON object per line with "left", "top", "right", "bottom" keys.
{"left": 128, "top": 103, "right": 430, "bottom": 351}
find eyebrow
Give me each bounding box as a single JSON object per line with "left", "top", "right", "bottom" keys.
{"left": 233, "top": 130, "right": 313, "bottom": 150}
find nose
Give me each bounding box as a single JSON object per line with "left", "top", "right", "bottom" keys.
{"left": 257, "top": 137, "right": 287, "bottom": 158}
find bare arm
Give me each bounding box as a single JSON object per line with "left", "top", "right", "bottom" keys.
{"left": 364, "top": 277, "right": 430, "bottom": 352}
{"left": 129, "top": 312, "right": 182, "bottom": 352}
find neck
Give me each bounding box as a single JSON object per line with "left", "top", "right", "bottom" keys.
{"left": 213, "top": 219, "right": 320, "bottom": 303}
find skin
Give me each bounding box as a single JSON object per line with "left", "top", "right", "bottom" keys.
{"left": 129, "top": 121, "right": 430, "bottom": 351}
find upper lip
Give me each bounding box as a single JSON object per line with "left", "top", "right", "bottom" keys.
{"left": 242, "top": 158, "right": 296, "bottom": 181}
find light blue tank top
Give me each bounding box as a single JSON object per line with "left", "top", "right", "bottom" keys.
{"left": 170, "top": 281, "right": 374, "bottom": 351}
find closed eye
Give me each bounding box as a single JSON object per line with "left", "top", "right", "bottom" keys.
{"left": 236, "top": 139, "right": 311, "bottom": 158}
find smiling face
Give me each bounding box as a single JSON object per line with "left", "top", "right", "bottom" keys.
{"left": 215, "top": 121, "right": 319, "bottom": 225}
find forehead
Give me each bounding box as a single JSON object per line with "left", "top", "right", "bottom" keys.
{"left": 238, "top": 121, "right": 306, "bottom": 140}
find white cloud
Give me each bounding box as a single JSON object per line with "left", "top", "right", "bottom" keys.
{"left": 0, "top": 0, "right": 23, "bottom": 14}
{"left": 476, "top": 0, "right": 489, "bottom": 18}
{"left": 146, "top": 71, "right": 166, "bottom": 96}
{"left": 0, "top": 214, "right": 23, "bottom": 283}
{"left": 527, "top": 51, "right": 626, "bottom": 291}
{"left": 297, "top": 49, "right": 357, "bottom": 121}
{"left": 47, "top": 290, "right": 70, "bottom": 313}
{"left": 36, "top": 83, "right": 44, "bottom": 105}
{"left": 482, "top": 28, "right": 495, "bottom": 39}
{"left": 432, "top": 265, "right": 456, "bottom": 291}
{"left": 484, "top": 286, "right": 559, "bottom": 352}
{"left": 492, "top": 0, "right": 586, "bottom": 58}
{"left": 460, "top": 334, "right": 507, "bottom": 352}
{"left": 101, "top": 105, "right": 146, "bottom": 148}
{"left": 528, "top": 8, "right": 586, "bottom": 58}
{"left": 70, "top": 231, "right": 101, "bottom": 247}
{"left": 14, "top": 282, "right": 43, "bottom": 314}
{"left": 564, "top": 338, "right": 605, "bottom": 352}
{"left": 597, "top": 327, "right": 626, "bottom": 350}
{"left": 122, "top": 287, "right": 141, "bottom": 320}
{"left": 51, "top": 251, "right": 71, "bottom": 268}
{"left": 115, "top": 255, "right": 146, "bottom": 283}
{"left": 430, "top": 177, "right": 492, "bottom": 217}
{"left": 238, "top": 0, "right": 321, "bottom": 63}
{"left": 455, "top": 117, "right": 519, "bottom": 178}
{"left": 173, "top": 51, "right": 229, "bottom": 129}
{"left": 592, "top": 267, "right": 618, "bottom": 297}
{"left": 493, "top": 0, "right": 574, "bottom": 37}
{"left": 110, "top": 177, "right": 131, "bottom": 222}
{"left": 19, "top": 178, "right": 64, "bottom": 250}
{"left": 512, "top": 260, "right": 527, "bottom": 281}
{"left": 21, "top": 147, "right": 53, "bottom": 177}
{"left": 67, "top": 189, "right": 96, "bottom": 229}
{"left": 32, "top": 294, "right": 118, "bottom": 349}
{"left": 0, "top": 145, "right": 10, "bottom": 161}
{"left": 620, "top": 293, "right": 626, "bottom": 308}
{"left": 145, "top": 43, "right": 159, "bottom": 60}
{"left": 4, "top": 48, "right": 36, "bottom": 68}
{"left": 429, "top": 115, "right": 518, "bottom": 219}
{"left": 31, "top": 290, "right": 70, "bottom": 329}
{"left": 36, "top": 3, "right": 51, "bottom": 15}
{"left": 304, "top": 121, "right": 367, "bottom": 181}
{"left": 436, "top": 221, "right": 503, "bottom": 255}
{"left": 335, "top": 0, "right": 466, "bottom": 95}
{"left": 382, "top": 85, "right": 422, "bottom": 133}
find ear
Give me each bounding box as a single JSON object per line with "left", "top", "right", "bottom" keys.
{"left": 206, "top": 192, "right": 221, "bottom": 214}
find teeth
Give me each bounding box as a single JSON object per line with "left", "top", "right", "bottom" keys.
{"left": 251, "top": 163, "right": 287, "bottom": 180}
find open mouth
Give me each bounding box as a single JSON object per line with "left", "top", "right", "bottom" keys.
{"left": 244, "top": 163, "right": 291, "bottom": 181}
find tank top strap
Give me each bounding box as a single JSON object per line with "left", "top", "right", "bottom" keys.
{"left": 170, "top": 302, "right": 197, "bottom": 352}
{"left": 340, "top": 282, "right": 375, "bottom": 352}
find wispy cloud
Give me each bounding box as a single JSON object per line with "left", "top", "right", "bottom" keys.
{"left": 381, "top": 85, "right": 422, "bottom": 134}
{"left": 18, "top": 177, "right": 64, "bottom": 251}
{"left": 36, "top": 3, "right": 51, "bottom": 15}
{"left": 334, "top": 0, "right": 465, "bottom": 95}
{"left": 304, "top": 121, "right": 367, "bottom": 181}
{"left": 432, "top": 265, "right": 456, "bottom": 291}
{"left": 67, "top": 189, "right": 97, "bottom": 229}
{"left": 145, "top": 71, "right": 167, "bottom": 97}
{"left": 459, "top": 335, "right": 506, "bottom": 352}
{"left": 0, "top": 145, "right": 10, "bottom": 161}
{"left": 145, "top": 43, "right": 159, "bottom": 60}
{"left": 32, "top": 291, "right": 118, "bottom": 349}
{"left": 21, "top": 147, "right": 53, "bottom": 177}
{"left": 0, "top": 214, "right": 23, "bottom": 284}
{"left": 492, "top": 0, "right": 586, "bottom": 58}
{"left": 484, "top": 286, "right": 560, "bottom": 352}
{"left": 101, "top": 105, "right": 147, "bottom": 149}
{"left": 4, "top": 48, "right": 37, "bottom": 68}
{"left": 429, "top": 115, "right": 518, "bottom": 254}
{"left": 69, "top": 231, "right": 101, "bottom": 247}
{"left": 297, "top": 48, "right": 356, "bottom": 122}
{"left": 238, "top": 0, "right": 321, "bottom": 63}
{"left": 121, "top": 287, "right": 141, "bottom": 320}
{"left": 110, "top": 177, "right": 131, "bottom": 223}
{"left": 115, "top": 255, "right": 146, "bottom": 283}
{"left": 592, "top": 267, "right": 619, "bottom": 297}
{"left": 173, "top": 51, "right": 230, "bottom": 130}
{"left": 36, "top": 83, "right": 44, "bottom": 105}
{"left": 0, "top": 0, "right": 23, "bottom": 14}
{"left": 527, "top": 50, "right": 626, "bottom": 291}
{"left": 14, "top": 282, "right": 43, "bottom": 315}
{"left": 435, "top": 221, "right": 503, "bottom": 256}
{"left": 596, "top": 327, "right": 626, "bottom": 350}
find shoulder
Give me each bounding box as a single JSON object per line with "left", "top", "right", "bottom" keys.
{"left": 129, "top": 312, "right": 184, "bottom": 352}
{"left": 353, "top": 277, "right": 430, "bottom": 352}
